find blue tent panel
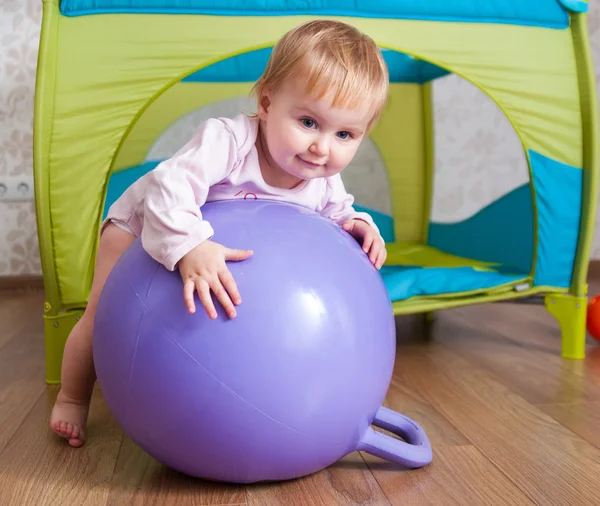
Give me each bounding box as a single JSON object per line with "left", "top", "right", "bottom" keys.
{"left": 60, "top": 0, "right": 574, "bottom": 29}
{"left": 427, "top": 184, "right": 534, "bottom": 275}
{"left": 381, "top": 266, "right": 525, "bottom": 301}
{"left": 529, "top": 150, "right": 583, "bottom": 288}
{"left": 182, "top": 48, "right": 449, "bottom": 84}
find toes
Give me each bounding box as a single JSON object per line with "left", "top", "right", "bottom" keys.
{"left": 51, "top": 421, "right": 64, "bottom": 437}
{"left": 52, "top": 420, "right": 77, "bottom": 439}
{"left": 53, "top": 419, "right": 84, "bottom": 446}
{"left": 69, "top": 431, "right": 84, "bottom": 448}
{"left": 69, "top": 438, "right": 84, "bottom": 448}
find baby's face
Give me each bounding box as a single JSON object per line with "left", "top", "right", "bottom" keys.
{"left": 258, "top": 76, "right": 372, "bottom": 182}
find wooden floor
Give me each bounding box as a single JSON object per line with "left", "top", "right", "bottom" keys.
{"left": 2, "top": 288, "right": 600, "bottom": 505}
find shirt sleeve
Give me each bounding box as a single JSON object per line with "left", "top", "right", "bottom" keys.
{"left": 141, "top": 118, "right": 239, "bottom": 271}
{"left": 319, "top": 175, "right": 382, "bottom": 239}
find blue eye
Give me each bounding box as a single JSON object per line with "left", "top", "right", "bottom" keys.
{"left": 337, "top": 131, "right": 351, "bottom": 140}
{"left": 301, "top": 118, "right": 316, "bottom": 129}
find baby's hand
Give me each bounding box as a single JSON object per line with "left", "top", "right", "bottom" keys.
{"left": 342, "top": 219, "right": 387, "bottom": 270}
{"left": 178, "top": 240, "right": 253, "bottom": 319}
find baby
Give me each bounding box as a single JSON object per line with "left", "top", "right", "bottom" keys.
{"left": 50, "top": 19, "right": 389, "bottom": 447}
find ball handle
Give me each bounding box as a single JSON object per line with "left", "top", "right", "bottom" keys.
{"left": 357, "top": 406, "right": 433, "bottom": 468}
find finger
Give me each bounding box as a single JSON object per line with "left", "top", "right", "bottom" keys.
{"left": 362, "top": 232, "right": 374, "bottom": 253}
{"left": 219, "top": 268, "right": 242, "bottom": 305}
{"left": 210, "top": 278, "right": 237, "bottom": 318}
{"left": 225, "top": 248, "right": 254, "bottom": 262}
{"left": 369, "top": 242, "right": 379, "bottom": 264}
{"left": 375, "top": 248, "right": 387, "bottom": 270}
{"left": 342, "top": 220, "right": 353, "bottom": 232}
{"left": 183, "top": 279, "right": 196, "bottom": 313}
{"left": 196, "top": 278, "right": 217, "bottom": 319}
{"left": 380, "top": 248, "right": 388, "bottom": 269}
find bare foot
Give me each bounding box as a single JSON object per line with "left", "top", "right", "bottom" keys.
{"left": 50, "top": 391, "right": 89, "bottom": 448}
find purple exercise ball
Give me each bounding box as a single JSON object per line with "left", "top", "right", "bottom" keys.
{"left": 93, "top": 199, "right": 432, "bottom": 483}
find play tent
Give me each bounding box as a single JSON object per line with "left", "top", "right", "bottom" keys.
{"left": 34, "top": 0, "right": 599, "bottom": 383}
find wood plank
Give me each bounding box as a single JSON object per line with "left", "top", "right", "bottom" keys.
{"left": 363, "top": 445, "right": 535, "bottom": 506}
{"left": 539, "top": 401, "right": 600, "bottom": 450}
{"left": 107, "top": 435, "right": 246, "bottom": 506}
{"left": 431, "top": 310, "right": 600, "bottom": 405}
{"left": 0, "top": 290, "right": 43, "bottom": 349}
{"left": 381, "top": 376, "right": 470, "bottom": 448}
{"left": 448, "top": 302, "right": 600, "bottom": 398}
{"left": 0, "top": 386, "right": 122, "bottom": 506}
{"left": 394, "top": 344, "right": 600, "bottom": 506}
{"left": 0, "top": 295, "right": 48, "bottom": 454}
{"left": 360, "top": 369, "right": 533, "bottom": 505}
{"left": 451, "top": 301, "right": 596, "bottom": 353}
{"left": 246, "top": 452, "right": 390, "bottom": 506}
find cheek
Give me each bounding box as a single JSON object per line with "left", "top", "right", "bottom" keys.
{"left": 265, "top": 126, "right": 298, "bottom": 167}
{"left": 331, "top": 143, "right": 356, "bottom": 167}
{"left": 279, "top": 124, "right": 307, "bottom": 154}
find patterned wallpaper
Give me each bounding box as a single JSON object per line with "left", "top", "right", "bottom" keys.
{"left": 0, "top": 0, "right": 42, "bottom": 275}
{"left": 1, "top": 0, "right": 599, "bottom": 277}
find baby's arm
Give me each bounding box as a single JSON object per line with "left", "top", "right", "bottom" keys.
{"left": 320, "top": 175, "right": 387, "bottom": 269}
{"left": 140, "top": 118, "right": 252, "bottom": 317}
{"left": 140, "top": 118, "right": 237, "bottom": 270}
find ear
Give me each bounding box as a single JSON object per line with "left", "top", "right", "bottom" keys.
{"left": 258, "top": 87, "right": 272, "bottom": 121}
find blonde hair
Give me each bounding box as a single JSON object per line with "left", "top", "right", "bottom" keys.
{"left": 252, "top": 20, "right": 389, "bottom": 130}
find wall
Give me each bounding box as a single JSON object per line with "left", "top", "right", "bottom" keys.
{"left": 0, "top": 1, "right": 41, "bottom": 275}
{"left": 1, "top": 0, "right": 599, "bottom": 277}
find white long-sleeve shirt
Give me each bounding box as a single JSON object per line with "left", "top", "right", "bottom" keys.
{"left": 104, "top": 113, "right": 380, "bottom": 271}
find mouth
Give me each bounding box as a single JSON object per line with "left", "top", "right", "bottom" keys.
{"left": 298, "top": 156, "right": 325, "bottom": 168}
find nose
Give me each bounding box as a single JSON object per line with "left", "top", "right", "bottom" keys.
{"left": 309, "top": 136, "right": 329, "bottom": 157}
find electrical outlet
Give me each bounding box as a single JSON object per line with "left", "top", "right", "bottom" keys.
{"left": 0, "top": 176, "right": 35, "bottom": 202}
